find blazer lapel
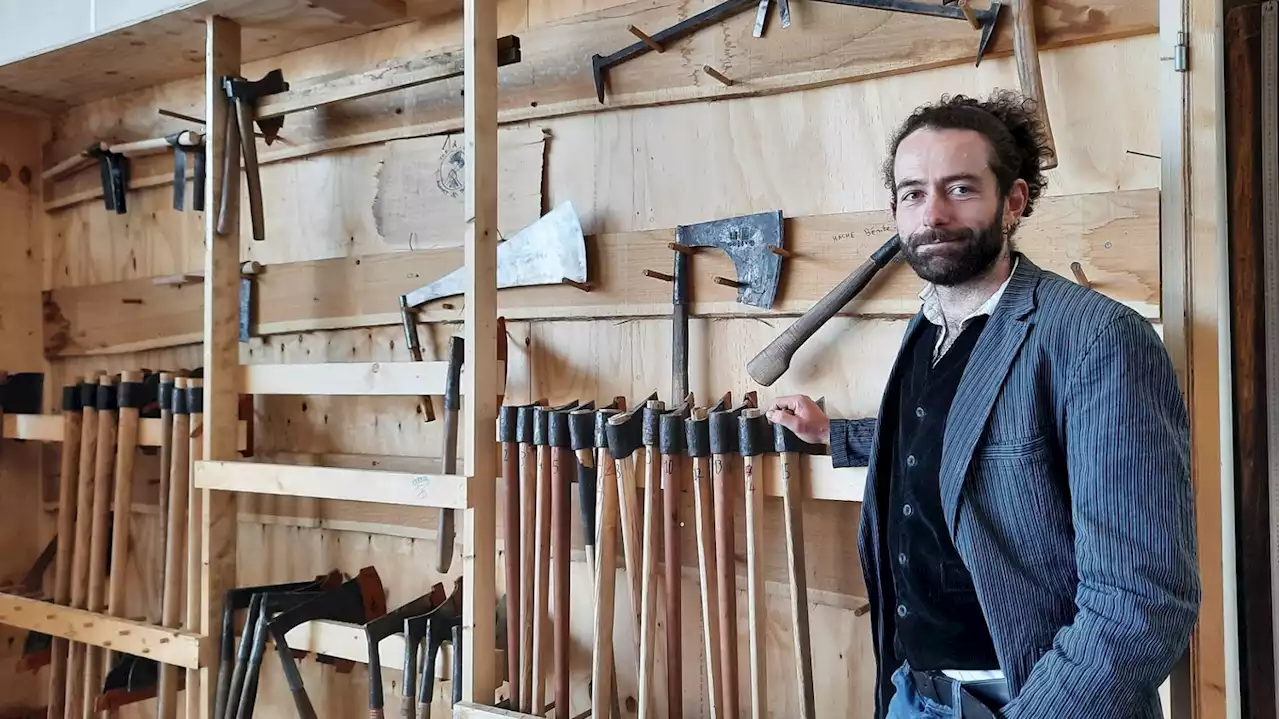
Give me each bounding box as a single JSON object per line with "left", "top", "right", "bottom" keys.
{"left": 939, "top": 256, "right": 1041, "bottom": 537}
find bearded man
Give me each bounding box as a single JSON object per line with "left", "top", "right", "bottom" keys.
{"left": 766, "top": 92, "right": 1200, "bottom": 719}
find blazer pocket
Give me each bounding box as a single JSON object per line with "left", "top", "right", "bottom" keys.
{"left": 976, "top": 433, "right": 1052, "bottom": 462}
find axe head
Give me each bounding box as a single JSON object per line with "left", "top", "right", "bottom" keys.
{"left": 676, "top": 211, "right": 784, "bottom": 309}
{"left": 401, "top": 201, "right": 588, "bottom": 310}
{"left": 976, "top": 1, "right": 1002, "bottom": 66}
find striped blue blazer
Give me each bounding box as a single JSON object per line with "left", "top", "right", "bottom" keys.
{"left": 829, "top": 254, "right": 1200, "bottom": 718}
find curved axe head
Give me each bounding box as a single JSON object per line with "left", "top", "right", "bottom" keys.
{"left": 401, "top": 201, "right": 587, "bottom": 310}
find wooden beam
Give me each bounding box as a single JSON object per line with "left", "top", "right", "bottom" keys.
{"left": 454, "top": 703, "right": 538, "bottom": 719}
{"left": 462, "top": 0, "right": 500, "bottom": 701}
{"left": 239, "top": 361, "right": 506, "bottom": 396}
{"left": 41, "top": 190, "right": 1159, "bottom": 358}
{"left": 192, "top": 460, "right": 470, "bottom": 509}
{"left": 200, "top": 16, "right": 242, "bottom": 719}
{"left": 307, "top": 0, "right": 405, "bottom": 26}
{"left": 255, "top": 36, "right": 518, "bottom": 121}
{"left": 0, "top": 593, "right": 209, "bottom": 669}
{"left": 280, "top": 618, "right": 505, "bottom": 673}
{"left": 1, "top": 414, "right": 249, "bottom": 450}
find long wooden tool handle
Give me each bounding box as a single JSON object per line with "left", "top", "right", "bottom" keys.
{"left": 48, "top": 383, "right": 84, "bottom": 719}
{"left": 436, "top": 406, "right": 459, "bottom": 572}
{"left": 614, "top": 451, "right": 643, "bottom": 662}
{"left": 636, "top": 447, "right": 662, "bottom": 719}
{"left": 591, "top": 447, "right": 621, "bottom": 719}
{"left": 216, "top": 109, "right": 239, "bottom": 236}
{"left": 157, "top": 378, "right": 191, "bottom": 719}
{"left": 156, "top": 372, "right": 176, "bottom": 623}
{"left": 743, "top": 453, "right": 767, "bottom": 719}
{"left": 518, "top": 442, "right": 537, "bottom": 713}
{"left": 84, "top": 375, "right": 119, "bottom": 717}
{"left": 1012, "top": 0, "right": 1058, "bottom": 169}
{"left": 662, "top": 452, "right": 683, "bottom": 719}
{"left": 530, "top": 446, "right": 552, "bottom": 716}
{"left": 692, "top": 455, "right": 723, "bottom": 719}
{"left": 781, "top": 452, "right": 816, "bottom": 718}
{"left": 105, "top": 372, "right": 142, "bottom": 683}
{"left": 502, "top": 440, "right": 522, "bottom": 711}
{"left": 64, "top": 381, "right": 99, "bottom": 719}
{"left": 235, "top": 98, "right": 266, "bottom": 241}
{"left": 746, "top": 236, "right": 901, "bottom": 386}
{"left": 712, "top": 454, "right": 740, "bottom": 719}
{"left": 186, "top": 379, "right": 205, "bottom": 719}
{"left": 437, "top": 336, "right": 463, "bottom": 573}
{"left": 551, "top": 447, "right": 571, "bottom": 719}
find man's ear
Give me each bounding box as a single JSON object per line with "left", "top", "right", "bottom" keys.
{"left": 1004, "top": 178, "right": 1030, "bottom": 224}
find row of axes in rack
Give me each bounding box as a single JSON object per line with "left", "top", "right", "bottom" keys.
{"left": 497, "top": 389, "right": 861, "bottom": 719}
{"left": 8, "top": 370, "right": 214, "bottom": 718}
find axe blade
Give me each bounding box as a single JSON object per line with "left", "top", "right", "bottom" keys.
{"left": 676, "top": 210, "right": 784, "bottom": 309}
{"left": 976, "top": 1, "right": 1002, "bottom": 65}
{"left": 401, "top": 201, "right": 588, "bottom": 310}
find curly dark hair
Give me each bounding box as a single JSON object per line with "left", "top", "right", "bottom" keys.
{"left": 881, "top": 90, "right": 1050, "bottom": 218}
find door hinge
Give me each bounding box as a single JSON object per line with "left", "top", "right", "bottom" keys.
{"left": 1175, "top": 31, "right": 1189, "bottom": 72}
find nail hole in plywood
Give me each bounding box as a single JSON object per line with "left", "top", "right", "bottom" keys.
{"left": 18, "top": 167, "right": 30, "bottom": 185}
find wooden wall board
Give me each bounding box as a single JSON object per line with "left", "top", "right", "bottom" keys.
{"left": 44, "top": 126, "right": 546, "bottom": 286}
{"left": 0, "top": 0, "right": 418, "bottom": 112}
{"left": 42, "top": 189, "right": 1159, "bottom": 357}
{"left": 41, "top": 0, "right": 1156, "bottom": 182}
{"left": 0, "top": 111, "right": 44, "bottom": 372}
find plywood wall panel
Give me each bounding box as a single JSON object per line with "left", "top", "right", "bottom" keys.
{"left": 545, "top": 35, "right": 1162, "bottom": 234}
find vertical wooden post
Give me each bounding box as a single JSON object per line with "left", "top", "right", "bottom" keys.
{"left": 462, "top": 0, "right": 499, "bottom": 704}
{"left": 202, "top": 15, "right": 242, "bottom": 719}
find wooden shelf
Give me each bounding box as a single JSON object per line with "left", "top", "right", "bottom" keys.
{"left": 2, "top": 414, "right": 250, "bottom": 450}
{"left": 193, "top": 460, "right": 469, "bottom": 509}
{"left": 0, "top": 593, "right": 209, "bottom": 669}
{"left": 0, "top": 0, "right": 419, "bottom": 113}
{"left": 240, "top": 361, "right": 505, "bottom": 396}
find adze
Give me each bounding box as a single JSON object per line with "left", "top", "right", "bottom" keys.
{"left": 363, "top": 583, "right": 447, "bottom": 719}
{"left": 402, "top": 579, "right": 463, "bottom": 719}
{"left": 267, "top": 567, "right": 388, "bottom": 719}
{"left": 232, "top": 571, "right": 345, "bottom": 719}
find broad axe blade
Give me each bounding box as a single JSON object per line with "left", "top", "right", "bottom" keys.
{"left": 401, "top": 201, "right": 588, "bottom": 310}
{"left": 675, "top": 210, "right": 784, "bottom": 309}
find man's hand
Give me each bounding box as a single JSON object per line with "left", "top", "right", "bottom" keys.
{"left": 765, "top": 394, "right": 830, "bottom": 445}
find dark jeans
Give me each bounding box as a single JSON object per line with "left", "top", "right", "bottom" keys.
{"left": 886, "top": 663, "right": 1008, "bottom": 719}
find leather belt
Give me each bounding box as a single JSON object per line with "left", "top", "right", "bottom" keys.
{"left": 908, "top": 668, "right": 1009, "bottom": 718}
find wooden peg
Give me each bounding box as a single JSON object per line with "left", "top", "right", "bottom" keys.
{"left": 769, "top": 246, "right": 793, "bottom": 258}
{"left": 713, "top": 276, "right": 742, "bottom": 289}
{"left": 958, "top": 0, "right": 981, "bottom": 29}
{"left": 628, "top": 25, "right": 665, "bottom": 53}
{"left": 667, "top": 242, "right": 696, "bottom": 256}
{"left": 644, "top": 270, "right": 675, "bottom": 282}
{"left": 703, "top": 66, "right": 734, "bottom": 86}
{"left": 562, "top": 278, "right": 593, "bottom": 292}
{"left": 1070, "top": 262, "right": 1091, "bottom": 288}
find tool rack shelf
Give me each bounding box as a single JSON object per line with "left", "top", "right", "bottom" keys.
{"left": 1, "top": 413, "right": 251, "bottom": 449}
{"left": 0, "top": 593, "right": 209, "bottom": 670}
{"left": 0, "top": 0, "right": 505, "bottom": 713}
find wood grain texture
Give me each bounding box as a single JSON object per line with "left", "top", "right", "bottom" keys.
{"left": 0, "top": 0, "right": 416, "bottom": 111}
{"left": 39, "top": 0, "right": 1156, "bottom": 179}
{"left": 41, "top": 189, "right": 1159, "bottom": 356}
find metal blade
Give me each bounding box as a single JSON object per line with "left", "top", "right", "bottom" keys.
{"left": 401, "top": 201, "right": 588, "bottom": 310}
{"left": 753, "top": 0, "right": 771, "bottom": 37}
{"left": 779, "top": 0, "right": 791, "bottom": 28}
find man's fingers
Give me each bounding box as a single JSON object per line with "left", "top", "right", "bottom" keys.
{"left": 766, "top": 408, "right": 802, "bottom": 431}
{"left": 767, "top": 395, "right": 807, "bottom": 414}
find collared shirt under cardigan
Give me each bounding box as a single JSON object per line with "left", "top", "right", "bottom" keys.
{"left": 827, "top": 254, "right": 1200, "bottom": 719}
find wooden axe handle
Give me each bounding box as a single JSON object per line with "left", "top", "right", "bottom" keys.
{"left": 1012, "top": 0, "right": 1058, "bottom": 169}
{"left": 747, "top": 236, "right": 900, "bottom": 386}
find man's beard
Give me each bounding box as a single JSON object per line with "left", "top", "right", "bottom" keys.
{"left": 901, "top": 204, "right": 1007, "bottom": 286}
